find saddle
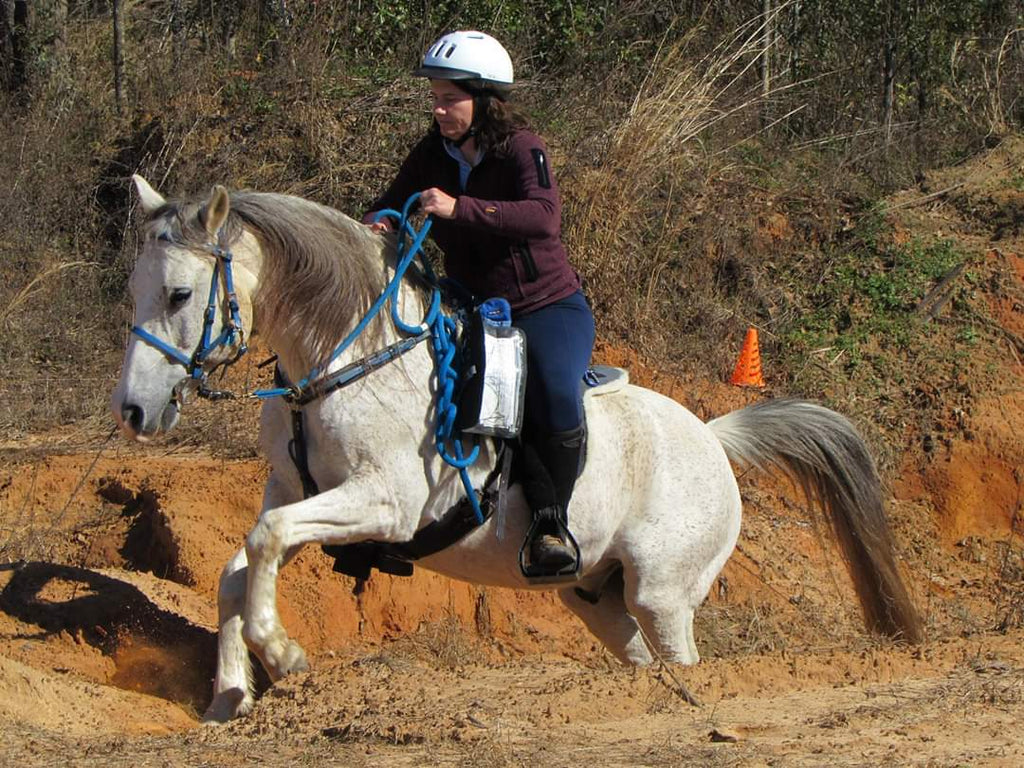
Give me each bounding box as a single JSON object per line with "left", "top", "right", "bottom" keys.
{"left": 321, "top": 365, "right": 629, "bottom": 586}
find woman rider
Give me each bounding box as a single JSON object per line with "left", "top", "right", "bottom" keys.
{"left": 364, "top": 31, "right": 595, "bottom": 578}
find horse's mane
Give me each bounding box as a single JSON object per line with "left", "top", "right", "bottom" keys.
{"left": 145, "top": 191, "right": 390, "bottom": 369}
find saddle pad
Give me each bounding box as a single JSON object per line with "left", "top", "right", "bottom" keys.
{"left": 583, "top": 365, "right": 629, "bottom": 398}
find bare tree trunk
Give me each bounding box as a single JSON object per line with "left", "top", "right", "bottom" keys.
{"left": 51, "top": 0, "right": 68, "bottom": 74}
{"left": 909, "top": 0, "right": 926, "bottom": 151}
{"left": 169, "top": 0, "right": 185, "bottom": 64}
{"left": 11, "top": 0, "right": 29, "bottom": 90}
{"left": 760, "top": 0, "right": 771, "bottom": 128}
{"left": 260, "top": 0, "right": 290, "bottom": 64}
{"left": 195, "top": 0, "right": 241, "bottom": 57}
{"left": 882, "top": 43, "right": 895, "bottom": 145}
{"left": 882, "top": 0, "right": 898, "bottom": 147}
{"left": 221, "top": 0, "right": 241, "bottom": 58}
{"left": 112, "top": 0, "right": 124, "bottom": 115}
{"left": 0, "top": 0, "right": 13, "bottom": 90}
{"left": 788, "top": 0, "right": 801, "bottom": 83}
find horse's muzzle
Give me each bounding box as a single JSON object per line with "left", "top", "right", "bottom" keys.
{"left": 115, "top": 399, "right": 179, "bottom": 441}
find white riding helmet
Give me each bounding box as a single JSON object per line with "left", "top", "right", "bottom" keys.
{"left": 414, "top": 30, "right": 514, "bottom": 87}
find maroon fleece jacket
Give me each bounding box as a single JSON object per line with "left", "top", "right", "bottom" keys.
{"left": 363, "top": 129, "right": 581, "bottom": 315}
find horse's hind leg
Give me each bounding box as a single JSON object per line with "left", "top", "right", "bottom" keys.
{"left": 203, "top": 546, "right": 254, "bottom": 723}
{"left": 558, "top": 568, "right": 653, "bottom": 665}
{"left": 628, "top": 592, "right": 700, "bottom": 665}
{"left": 621, "top": 471, "right": 741, "bottom": 665}
{"left": 624, "top": 558, "right": 722, "bottom": 665}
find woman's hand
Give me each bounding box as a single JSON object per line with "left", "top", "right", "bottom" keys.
{"left": 420, "top": 187, "right": 457, "bottom": 219}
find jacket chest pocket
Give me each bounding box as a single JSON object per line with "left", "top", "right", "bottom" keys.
{"left": 510, "top": 242, "right": 539, "bottom": 282}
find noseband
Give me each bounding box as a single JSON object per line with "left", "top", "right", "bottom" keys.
{"left": 130, "top": 235, "right": 248, "bottom": 401}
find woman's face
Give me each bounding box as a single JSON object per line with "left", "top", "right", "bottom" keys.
{"left": 430, "top": 79, "right": 474, "bottom": 140}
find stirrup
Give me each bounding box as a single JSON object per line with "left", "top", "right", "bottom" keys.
{"left": 519, "top": 507, "right": 581, "bottom": 584}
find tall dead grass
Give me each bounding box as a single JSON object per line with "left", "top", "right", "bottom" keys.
{"left": 563, "top": 13, "right": 789, "bottom": 376}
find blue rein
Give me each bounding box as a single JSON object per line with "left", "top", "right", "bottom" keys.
{"left": 252, "top": 192, "right": 439, "bottom": 399}
{"left": 254, "top": 193, "right": 483, "bottom": 522}
{"left": 280, "top": 193, "right": 483, "bottom": 524}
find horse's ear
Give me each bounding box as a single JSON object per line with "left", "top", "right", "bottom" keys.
{"left": 204, "top": 185, "right": 231, "bottom": 239}
{"left": 132, "top": 174, "right": 166, "bottom": 214}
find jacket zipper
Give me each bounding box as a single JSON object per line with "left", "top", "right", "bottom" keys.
{"left": 513, "top": 242, "right": 539, "bottom": 282}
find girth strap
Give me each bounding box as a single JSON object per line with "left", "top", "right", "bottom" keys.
{"left": 322, "top": 443, "right": 513, "bottom": 582}
{"left": 281, "top": 373, "right": 510, "bottom": 582}
{"left": 288, "top": 410, "right": 320, "bottom": 499}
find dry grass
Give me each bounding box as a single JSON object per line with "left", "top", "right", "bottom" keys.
{"left": 930, "top": 660, "right": 1024, "bottom": 712}
{"left": 0, "top": 6, "right": 1018, "bottom": 476}
{"left": 560, "top": 14, "right": 795, "bottom": 377}
{"left": 695, "top": 602, "right": 799, "bottom": 659}
{"left": 994, "top": 517, "right": 1024, "bottom": 632}
{"left": 386, "top": 614, "right": 489, "bottom": 670}
{"left": 0, "top": 261, "right": 96, "bottom": 326}
{"left": 0, "top": 427, "right": 124, "bottom": 566}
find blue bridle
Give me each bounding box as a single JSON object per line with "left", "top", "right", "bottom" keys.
{"left": 130, "top": 235, "right": 248, "bottom": 400}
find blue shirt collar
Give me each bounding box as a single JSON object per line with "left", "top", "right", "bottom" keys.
{"left": 443, "top": 139, "right": 481, "bottom": 191}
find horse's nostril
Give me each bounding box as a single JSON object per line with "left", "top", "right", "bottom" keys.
{"left": 122, "top": 404, "right": 144, "bottom": 433}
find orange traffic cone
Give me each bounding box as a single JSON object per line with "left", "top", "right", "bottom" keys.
{"left": 730, "top": 327, "right": 765, "bottom": 388}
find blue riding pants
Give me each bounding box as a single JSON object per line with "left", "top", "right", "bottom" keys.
{"left": 513, "top": 291, "right": 595, "bottom": 434}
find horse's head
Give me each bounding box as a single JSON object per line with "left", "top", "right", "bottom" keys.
{"left": 111, "top": 176, "right": 257, "bottom": 441}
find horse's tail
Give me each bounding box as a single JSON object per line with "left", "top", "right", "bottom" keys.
{"left": 708, "top": 398, "right": 923, "bottom": 644}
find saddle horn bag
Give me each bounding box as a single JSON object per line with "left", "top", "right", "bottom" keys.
{"left": 456, "top": 298, "right": 527, "bottom": 439}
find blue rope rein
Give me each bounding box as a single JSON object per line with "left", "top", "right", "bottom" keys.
{"left": 375, "top": 198, "right": 484, "bottom": 523}
{"left": 255, "top": 193, "right": 484, "bottom": 523}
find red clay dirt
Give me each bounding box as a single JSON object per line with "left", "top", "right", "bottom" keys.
{"left": 1, "top": 145, "right": 1022, "bottom": 766}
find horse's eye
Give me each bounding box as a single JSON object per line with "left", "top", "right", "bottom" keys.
{"left": 169, "top": 287, "right": 192, "bottom": 307}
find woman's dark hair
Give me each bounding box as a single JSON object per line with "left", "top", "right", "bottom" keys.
{"left": 476, "top": 96, "right": 531, "bottom": 156}
{"left": 430, "top": 81, "right": 531, "bottom": 156}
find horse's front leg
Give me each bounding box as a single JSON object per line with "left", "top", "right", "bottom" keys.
{"left": 242, "top": 467, "right": 411, "bottom": 681}
{"left": 202, "top": 546, "right": 251, "bottom": 723}
{"left": 204, "top": 473, "right": 298, "bottom": 723}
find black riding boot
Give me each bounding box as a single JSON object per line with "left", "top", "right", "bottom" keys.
{"left": 522, "top": 423, "right": 586, "bottom": 574}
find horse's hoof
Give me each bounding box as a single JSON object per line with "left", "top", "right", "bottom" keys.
{"left": 202, "top": 689, "right": 253, "bottom": 724}
{"left": 264, "top": 638, "right": 310, "bottom": 680}
{"left": 277, "top": 640, "right": 309, "bottom": 677}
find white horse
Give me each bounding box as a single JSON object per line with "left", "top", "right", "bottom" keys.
{"left": 111, "top": 176, "right": 922, "bottom": 722}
